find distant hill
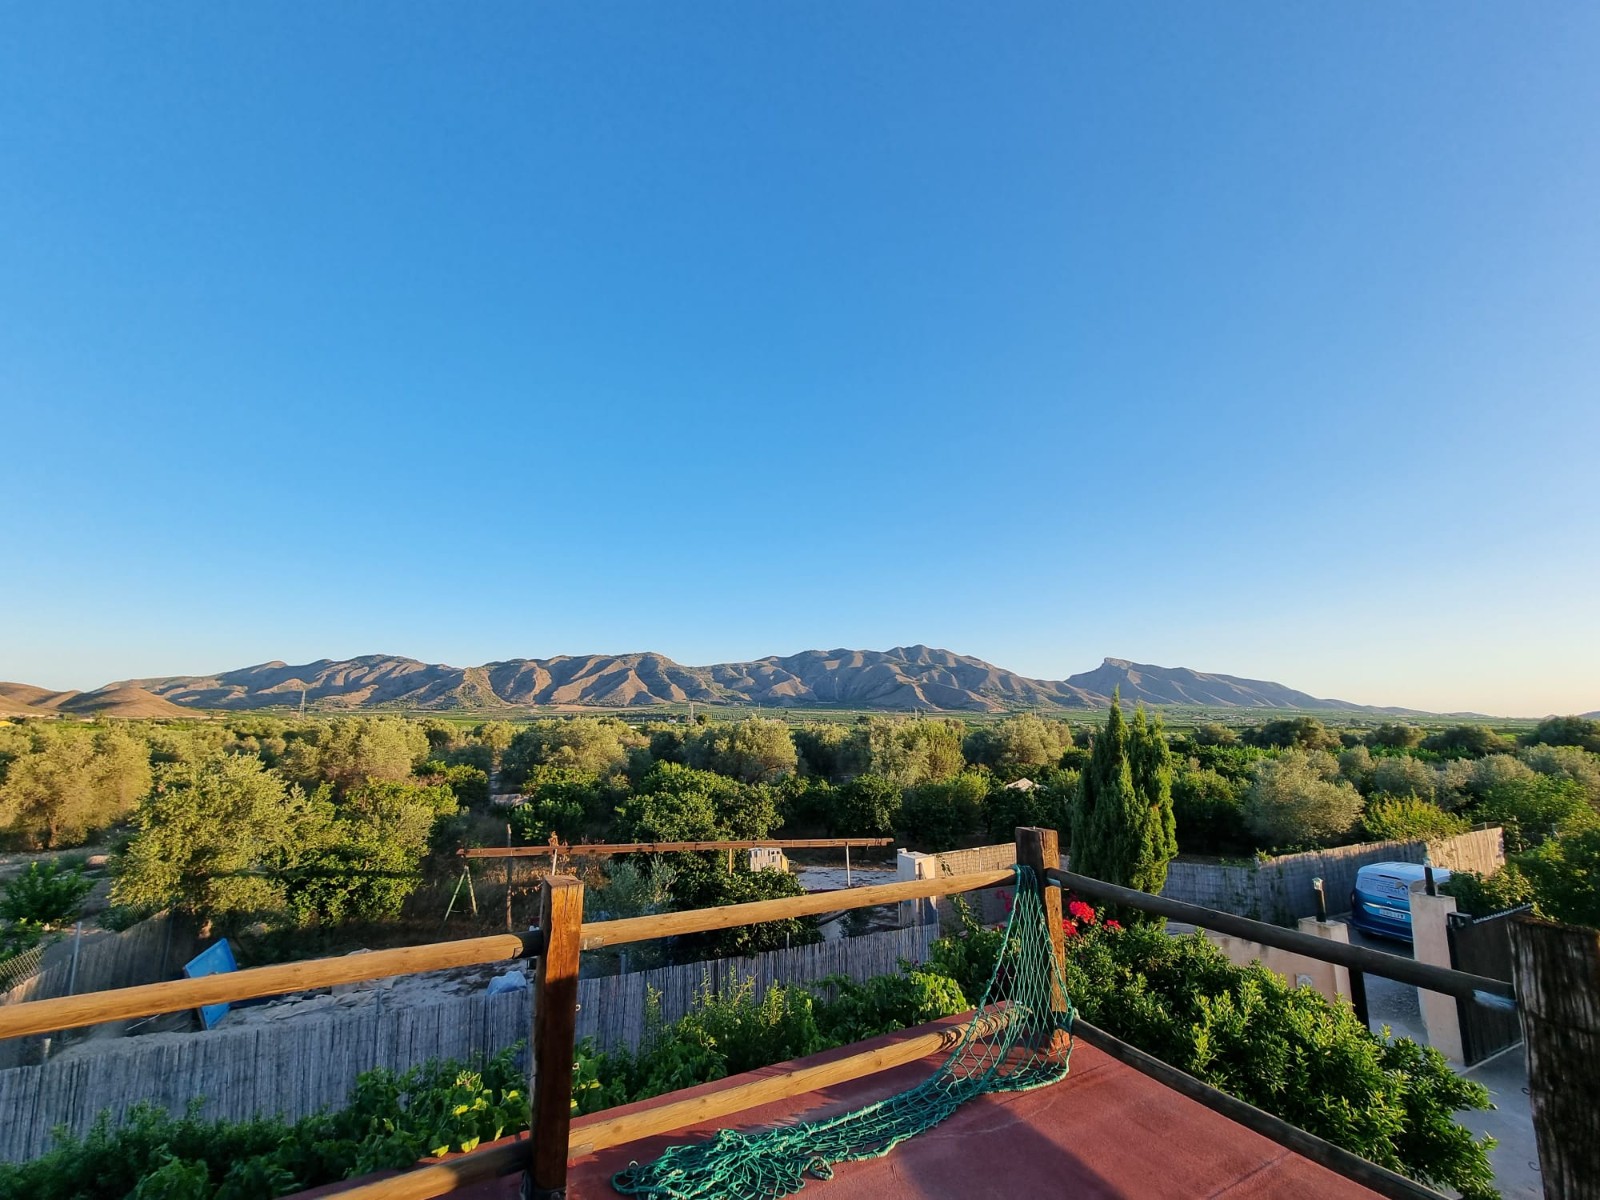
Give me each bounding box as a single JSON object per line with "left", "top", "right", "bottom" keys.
{"left": 0, "top": 681, "right": 190, "bottom": 719}
{"left": 1061, "top": 659, "right": 1424, "bottom": 714}
{"left": 0, "top": 681, "right": 80, "bottom": 717}
{"left": 6, "top": 646, "right": 1430, "bottom": 716}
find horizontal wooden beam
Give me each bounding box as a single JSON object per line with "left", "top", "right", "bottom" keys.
{"left": 312, "top": 1011, "right": 1013, "bottom": 1200}
{"left": 577, "top": 868, "right": 1015, "bottom": 950}
{"left": 571, "top": 1008, "right": 1010, "bottom": 1155}
{"left": 1049, "top": 868, "right": 1515, "bottom": 1004}
{"left": 464, "top": 837, "right": 895, "bottom": 859}
{"left": 0, "top": 931, "right": 540, "bottom": 1043}
{"left": 326, "top": 1140, "right": 525, "bottom": 1200}
{"left": 1072, "top": 1019, "right": 1446, "bottom": 1200}
{"left": 0, "top": 869, "right": 1014, "bottom": 1041}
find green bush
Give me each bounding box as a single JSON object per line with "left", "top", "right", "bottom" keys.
{"left": 918, "top": 908, "right": 1495, "bottom": 1198}
{"left": 1170, "top": 767, "right": 1249, "bottom": 855}
{"left": 1441, "top": 866, "right": 1537, "bottom": 918}
{"left": 812, "top": 969, "right": 968, "bottom": 1044}
{"left": 0, "top": 1051, "right": 527, "bottom": 1200}
{"left": 574, "top": 975, "right": 827, "bottom": 1114}
{"left": 1059, "top": 924, "right": 1496, "bottom": 1199}
{"left": 1361, "top": 795, "right": 1469, "bottom": 842}
{"left": 0, "top": 861, "right": 94, "bottom": 927}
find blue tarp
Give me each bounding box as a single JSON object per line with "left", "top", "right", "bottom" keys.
{"left": 183, "top": 939, "right": 238, "bottom": 1029}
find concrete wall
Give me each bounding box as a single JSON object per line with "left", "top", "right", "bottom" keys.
{"left": 1410, "top": 887, "right": 1465, "bottom": 1063}
{"left": 1161, "top": 827, "right": 1505, "bottom": 926}
{"left": 1200, "top": 918, "right": 1354, "bottom": 1008}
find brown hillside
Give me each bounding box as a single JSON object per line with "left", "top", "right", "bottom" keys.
{"left": 55, "top": 685, "right": 193, "bottom": 719}
{"left": 106, "top": 648, "right": 1426, "bottom": 714}
{"left": 0, "top": 681, "right": 80, "bottom": 716}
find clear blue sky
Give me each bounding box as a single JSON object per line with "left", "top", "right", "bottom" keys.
{"left": 2, "top": 4, "right": 1597, "bottom": 716}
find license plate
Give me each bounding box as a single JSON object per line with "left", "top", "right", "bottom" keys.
{"left": 1375, "top": 906, "right": 1407, "bottom": 921}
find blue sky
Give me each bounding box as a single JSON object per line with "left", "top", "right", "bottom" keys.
{"left": 2, "top": 4, "right": 1596, "bottom": 716}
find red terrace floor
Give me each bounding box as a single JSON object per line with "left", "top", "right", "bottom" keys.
{"left": 390, "top": 1018, "right": 1385, "bottom": 1200}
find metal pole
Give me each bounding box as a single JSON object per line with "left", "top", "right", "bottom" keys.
{"left": 845, "top": 843, "right": 851, "bottom": 887}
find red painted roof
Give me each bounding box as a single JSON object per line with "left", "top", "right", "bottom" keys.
{"left": 347, "top": 1017, "right": 1385, "bottom": 1200}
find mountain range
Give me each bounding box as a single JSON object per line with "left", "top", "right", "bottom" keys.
{"left": 1, "top": 647, "right": 1434, "bottom": 716}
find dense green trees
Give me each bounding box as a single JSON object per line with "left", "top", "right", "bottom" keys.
{"left": 278, "top": 718, "right": 429, "bottom": 793}
{"left": 501, "top": 717, "right": 638, "bottom": 787}
{"left": 1241, "top": 716, "right": 1341, "bottom": 752}
{"left": 961, "top": 714, "right": 1073, "bottom": 776}
{"left": 113, "top": 754, "right": 310, "bottom": 922}
{"left": 1523, "top": 714, "right": 1600, "bottom": 754}
{"left": 899, "top": 772, "right": 987, "bottom": 851}
{"left": 1242, "top": 750, "right": 1363, "bottom": 848}
{"left": 683, "top": 718, "right": 798, "bottom": 783}
{"left": 112, "top": 754, "right": 459, "bottom": 928}
{"left": 0, "top": 727, "right": 151, "bottom": 848}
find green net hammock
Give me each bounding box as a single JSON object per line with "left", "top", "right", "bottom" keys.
{"left": 612, "top": 864, "right": 1075, "bottom": 1199}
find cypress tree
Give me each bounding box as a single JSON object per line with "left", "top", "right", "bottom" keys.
{"left": 1127, "top": 707, "right": 1178, "bottom": 897}
{"left": 1070, "top": 694, "right": 1141, "bottom": 885}
{"left": 1069, "top": 696, "right": 1178, "bottom": 909}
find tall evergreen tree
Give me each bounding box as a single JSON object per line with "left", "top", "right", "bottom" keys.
{"left": 1127, "top": 707, "right": 1179, "bottom": 896}
{"left": 1069, "top": 696, "right": 1177, "bottom": 906}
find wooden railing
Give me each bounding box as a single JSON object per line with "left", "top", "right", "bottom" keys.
{"left": 0, "top": 869, "right": 1009, "bottom": 1042}
{"left": 2, "top": 833, "right": 1523, "bottom": 1200}
{"left": 1049, "top": 867, "right": 1516, "bottom": 1008}
{"left": 463, "top": 837, "right": 894, "bottom": 859}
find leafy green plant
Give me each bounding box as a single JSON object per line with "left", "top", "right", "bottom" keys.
{"left": 0, "top": 861, "right": 94, "bottom": 927}
{"left": 1057, "top": 923, "right": 1496, "bottom": 1199}
{"left": 0, "top": 1050, "right": 527, "bottom": 1200}
{"left": 811, "top": 969, "right": 968, "bottom": 1044}
{"left": 1361, "top": 795, "right": 1469, "bottom": 842}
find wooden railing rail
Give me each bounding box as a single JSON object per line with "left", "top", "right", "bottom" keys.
{"left": 1049, "top": 867, "right": 1516, "bottom": 1006}
{"left": 0, "top": 869, "right": 1013, "bottom": 1043}
{"left": 0, "top": 930, "right": 542, "bottom": 1043}
{"left": 464, "top": 837, "right": 894, "bottom": 859}
{"left": 577, "top": 869, "right": 1014, "bottom": 950}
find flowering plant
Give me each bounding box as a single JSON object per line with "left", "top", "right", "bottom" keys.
{"left": 1062, "top": 893, "right": 1121, "bottom": 939}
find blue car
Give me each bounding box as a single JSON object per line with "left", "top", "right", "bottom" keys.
{"left": 1349, "top": 861, "right": 1452, "bottom": 942}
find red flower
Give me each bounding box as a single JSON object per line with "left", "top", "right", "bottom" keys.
{"left": 1067, "top": 899, "right": 1097, "bottom": 925}
{"left": 1061, "top": 919, "right": 1080, "bottom": 938}
{"left": 1104, "top": 919, "right": 1123, "bottom": 932}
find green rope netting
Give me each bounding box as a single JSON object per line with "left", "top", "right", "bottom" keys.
{"left": 612, "top": 864, "right": 1075, "bottom": 1199}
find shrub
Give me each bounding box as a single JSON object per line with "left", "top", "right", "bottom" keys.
{"left": 0, "top": 1051, "right": 527, "bottom": 1200}
{"left": 1, "top": 861, "right": 95, "bottom": 927}
{"left": 1060, "top": 924, "right": 1496, "bottom": 1199}
{"left": 1241, "top": 750, "right": 1363, "bottom": 850}
{"left": 899, "top": 773, "right": 986, "bottom": 850}
{"left": 1361, "top": 796, "right": 1469, "bottom": 843}
{"left": 812, "top": 970, "right": 968, "bottom": 1044}
{"left": 575, "top": 976, "right": 827, "bottom": 1113}
{"left": 1441, "top": 866, "right": 1538, "bottom": 918}
{"left": 1170, "top": 767, "right": 1249, "bottom": 855}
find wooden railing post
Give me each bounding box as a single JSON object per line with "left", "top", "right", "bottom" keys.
{"left": 527, "top": 875, "right": 583, "bottom": 1200}
{"left": 1510, "top": 915, "right": 1600, "bottom": 1200}
{"left": 1015, "top": 826, "right": 1070, "bottom": 1053}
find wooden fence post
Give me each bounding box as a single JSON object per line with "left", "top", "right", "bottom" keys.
{"left": 1015, "top": 826, "right": 1070, "bottom": 1055}
{"left": 527, "top": 875, "right": 583, "bottom": 1200}
{"left": 1510, "top": 915, "right": 1600, "bottom": 1200}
